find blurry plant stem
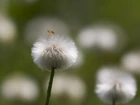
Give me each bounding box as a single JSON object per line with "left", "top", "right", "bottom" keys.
{"left": 45, "top": 68, "right": 55, "bottom": 105}
{"left": 112, "top": 98, "right": 116, "bottom": 105}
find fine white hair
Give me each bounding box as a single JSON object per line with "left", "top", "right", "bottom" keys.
{"left": 31, "top": 34, "right": 78, "bottom": 71}
{"left": 95, "top": 67, "right": 137, "bottom": 104}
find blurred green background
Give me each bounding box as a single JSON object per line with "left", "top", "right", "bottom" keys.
{"left": 0, "top": 0, "right": 140, "bottom": 105}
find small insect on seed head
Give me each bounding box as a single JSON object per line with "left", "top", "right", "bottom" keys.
{"left": 48, "top": 30, "right": 55, "bottom": 35}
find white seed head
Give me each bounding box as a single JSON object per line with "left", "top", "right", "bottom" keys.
{"left": 0, "top": 14, "right": 17, "bottom": 44}
{"left": 95, "top": 66, "right": 137, "bottom": 104}
{"left": 1, "top": 74, "right": 39, "bottom": 102}
{"left": 31, "top": 34, "right": 78, "bottom": 71}
{"left": 121, "top": 51, "right": 140, "bottom": 73}
{"left": 77, "top": 22, "right": 126, "bottom": 52}
{"left": 96, "top": 27, "right": 117, "bottom": 51}
{"left": 77, "top": 27, "right": 98, "bottom": 49}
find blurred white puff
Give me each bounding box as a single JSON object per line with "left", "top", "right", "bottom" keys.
{"left": 0, "top": 14, "right": 16, "bottom": 44}
{"left": 1, "top": 74, "right": 39, "bottom": 102}
{"left": 77, "top": 22, "right": 125, "bottom": 52}
{"left": 45, "top": 74, "right": 86, "bottom": 101}
{"left": 25, "top": 17, "right": 70, "bottom": 44}
{"left": 95, "top": 66, "right": 136, "bottom": 104}
{"left": 77, "top": 26, "right": 98, "bottom": 49}
{"left": 121, "top": 51, "right": 140, "bottom": 73}
{"left": 95, "top": 26, "right": 117, "bottom": 51}
{"left": 32, "top": 34, "right": 78, "bottom": 71}
{"left": 66, "top": 75, "right": 86, "bottom": 100}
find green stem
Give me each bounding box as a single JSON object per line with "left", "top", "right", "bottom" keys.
{"left": 112, "top": 98, "right": 116, "bottom": 105}
{"left": 45, "top": 68, "right": 55, "bottom": 105}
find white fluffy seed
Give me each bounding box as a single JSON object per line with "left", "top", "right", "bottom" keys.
{"left": 31, "top": 34, "right": 78, "bottom": 71}
{"left": 95, "top": 66, "right": 137, "bottom": 104}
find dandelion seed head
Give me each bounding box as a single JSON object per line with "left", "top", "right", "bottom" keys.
{"left": 121, "top": 51, "right": 140, "bottom": 73}
{"left": 77, "top": 22, "right": 126, "bottom": 52}
{"left": 1, "top": 74, "right": 39, "bottom": 102}
{"left": 0, "top": 14, "right": 16, "bottom": 44}
{"left": 95, "top": 66, "right": 137, "bottom": 104}
{"left": 32, "top": 34, "right": 78, "bottom": 71}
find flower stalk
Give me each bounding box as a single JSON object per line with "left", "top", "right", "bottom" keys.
{"left": 45, "top": 68, "right": 55, "bottom": 105}
{"left": 112, "top": 98, "right": 116, "bottom": 105}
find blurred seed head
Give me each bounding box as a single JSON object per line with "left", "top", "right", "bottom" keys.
{"left": 77, "top": 22, "right": 126, "bottom": 52}
{"left": 1, "top": 73, "right": 39, "bottom": 102}
{"left": 25, "top": 17, "right": 70, "bottom": 44}
{"left": 95, "top": 66, "right": 137, "bottom": 104}
{"left": 96, "top": 27, "right": 117, "bottom": 51}
{"left": 77, "top": 26, "right": 98, "bottom": 49}
{"left": 0, "top": 14, "right": 17, "bottom": 44}
{"left": 45, "top": 74, "right": 86, "bottom": 101}
{"left": 121, "top": 51, "right": 140, "bottom": 73}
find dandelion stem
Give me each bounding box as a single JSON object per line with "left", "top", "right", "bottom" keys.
{"left": 45, "top": 68, "right": 55, "bottom": 105}
{"left": 112, "top": 98, "right": 116, "bottom": 105}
